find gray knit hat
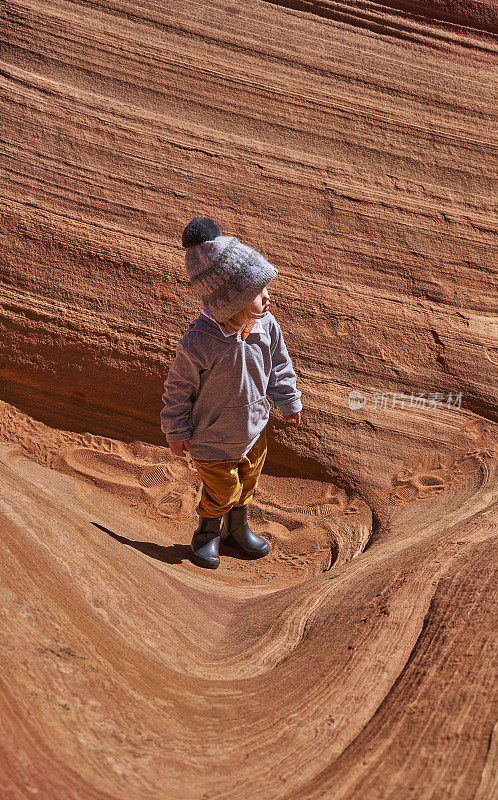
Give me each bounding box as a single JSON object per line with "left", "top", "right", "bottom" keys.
{"left": 182, "top": 216, "right": 278, "bottom": 323}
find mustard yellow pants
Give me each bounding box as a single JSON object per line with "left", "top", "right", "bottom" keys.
{"left": 191, "top": 427, "right": 267, "bottom": 517}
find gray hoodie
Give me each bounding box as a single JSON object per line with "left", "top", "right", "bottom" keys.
{"left": 160, "top": 310, "right": 302, "bottom": 460}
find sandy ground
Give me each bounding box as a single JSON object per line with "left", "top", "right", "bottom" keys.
{"left": 0, "top": 1, "right": 497, "bottom": 798}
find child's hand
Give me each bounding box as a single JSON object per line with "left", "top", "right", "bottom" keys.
{"left": 282, "top": 411, "right": 300, "bottom": 426}
{"left": 169, "top": 440, "right": 191, "bottom": 458}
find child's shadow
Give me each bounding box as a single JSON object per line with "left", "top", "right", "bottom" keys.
{"left": 91, "top": 522, "right": 190, "bottom": 565}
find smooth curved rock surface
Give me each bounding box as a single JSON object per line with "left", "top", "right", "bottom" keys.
{"left": 0, "top": 1, "right": 497, "bottom": 798}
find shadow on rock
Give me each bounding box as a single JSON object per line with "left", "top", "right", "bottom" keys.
{"left": 91, "top": 521, "right": 191, "bottom": 564}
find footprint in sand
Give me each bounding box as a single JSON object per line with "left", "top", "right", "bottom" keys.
{"left": 63, "top": 447, "right": 193, "bottom": 517}
{"left": 461, "top": 418, "right": 497, "bottom": 442}
{"left": 138, "top": 466, "right": 185, "bottom": 518}
{"left": 256, "top": 477, "right": 361, "bottom": 519}
{"left": 154, "top": 490, "right": 184, "bottom": 519}
{"left": 460, "top": 419, "right": 498, "bottom": 458}
{"left": 139, "top": 465, "right": 170, "bottom": 488}
{"left": 388, "top": 447, "right": 493, "bottom": 506}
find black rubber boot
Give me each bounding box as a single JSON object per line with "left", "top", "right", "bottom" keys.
{"left": 222, "top": 504, "right": 270, "bottom": 558}
{"left": 190, "top": 515, "right": 223, "bottom": 569}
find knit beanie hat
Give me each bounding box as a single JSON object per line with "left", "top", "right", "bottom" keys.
{"left": 182, "top": 216, "right": 278, "bottom": 323}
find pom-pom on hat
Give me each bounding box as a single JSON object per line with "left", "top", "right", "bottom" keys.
{"left": 181, "top": 216, "right": 278, "bottom": 323}
{"left": 182, "top": 216, "right": 222, "bottom": 248}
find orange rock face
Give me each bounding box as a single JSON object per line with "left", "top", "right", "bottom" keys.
{"left": 0, "top": 1, "right": 497, "bottom": 798}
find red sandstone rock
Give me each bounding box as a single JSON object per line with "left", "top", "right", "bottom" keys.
{"left": 0, "top": 1, "right": 497, "bottom": 798}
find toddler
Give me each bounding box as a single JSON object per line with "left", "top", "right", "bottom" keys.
{"left": 160, "top": 217, "right": 302, "bottom": 569}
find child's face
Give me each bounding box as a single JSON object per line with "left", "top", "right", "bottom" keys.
{"left": 245, "top": 286, "right": 271, "bottom": 319}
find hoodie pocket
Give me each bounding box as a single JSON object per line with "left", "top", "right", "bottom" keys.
{"left": 201, "top": 395, "right": 270, "bottom": 444}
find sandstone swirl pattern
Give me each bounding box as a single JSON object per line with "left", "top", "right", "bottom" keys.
{"left": 0, "top": 1, "right": 497, "bottom": 798}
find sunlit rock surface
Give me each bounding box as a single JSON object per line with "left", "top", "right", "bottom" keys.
{"left": 0, "top": 1, "right": 497, "bottom": 798}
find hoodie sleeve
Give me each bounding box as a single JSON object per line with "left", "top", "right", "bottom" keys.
{"left": 160, "top": 340, "right": 202, "bottom": 441}
{"left": 266, "top": 317, "right": 303, "bottom": 415}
